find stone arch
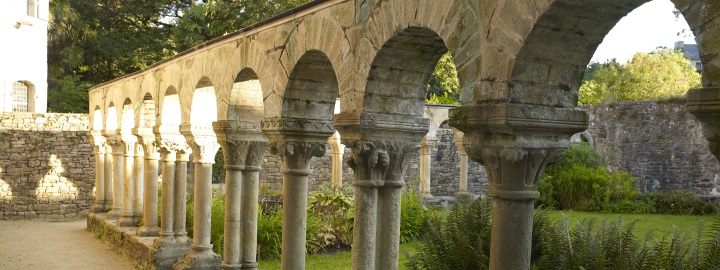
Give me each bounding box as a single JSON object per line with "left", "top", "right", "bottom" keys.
{"left": 92, "top": 106, "right": 103, "bottom": 131}
{"left": 160, "top": 87, "right": 181, "bottom": 126}
{"left": 227, "top": 68, "right": 263, "bottom": 123}
{"left": 507, "top": 0, "right": 718, "bottom": 108}
{"left": 280, "top": 50, "right": 338, "bottom": 121}
{"left": 139, "top": 93, "right": 156, "bottom": 131}
{"left": 106, "top": 102, "right": 118, "bottom": 132}
{"left": 363, "top": 27, "right": 448, "bottom": 118}
{"left": 121, "top": 98, "right": 135, "bottom": 133}
{"left": 189, "top": 77, "right": 218, "bottom": 125}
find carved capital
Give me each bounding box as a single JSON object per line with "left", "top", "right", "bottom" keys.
{"left": 270, "top": 141, "right": 326, "bottom": 171}
{"left": 471, "top": 146, "right": 566, "bottom": 200}
{"left": 687, "top": 87, "right": 720, "bottom": 160}
{"left": 420, "top": 138, "right": 436, "bottom": 155}
{"left": 344, "top": 139, "right": 417, "bottom": 187}
{"left": 187, "top": 136, "right": 220, "bottom": 164}
{"left": 140, "top": 138, "right": 160, "bottom": 160}
{"left": 213, "top": 120, "right": 269, "bottom": 170}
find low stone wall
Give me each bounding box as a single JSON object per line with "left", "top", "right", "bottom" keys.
{"left": 582, "top": 101, "right": 720, "bottom": 195}
{"left": 0, "top": 113, "right": 95, "bottom": 220}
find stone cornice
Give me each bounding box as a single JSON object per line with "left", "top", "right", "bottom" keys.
{"left": 261, "top": 117, "right": 336, "bottom": 140}
{"left": 333, "top": 112, "right": 429, "bottom": 142}
{"left": 449, "top": 103, "right": 587, "bottom": 137}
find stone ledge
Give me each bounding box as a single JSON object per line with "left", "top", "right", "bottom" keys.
{"left": 87, "top": 213, "right": 179, "bottom": 270}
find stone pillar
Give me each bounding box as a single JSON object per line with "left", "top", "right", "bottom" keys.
{"left": 328, "top": 131, "right": 345, "bottom": 188}
{"left": 418, "top": 137, "right": 436, "bottom": 199}
{"left": 449, "top": 103, "right": 587, "bottom": 270}
{"left": 107, "top": 135, "right": 124, "bottom": 219}
{"left": 138, "top": 138, "right": 160, "bottom": 236}
{"left": 214, "top": 121, "right": 268, "bottom": 270}
{"left": 153, "top": 125, "right": 191, "bottom": 269}
{"left": 262, "top": 118, "right": 334, "bottom": 270}
{"left": 104, "top": 144, "right": 114, "bottom": 211}
{"left": 452, "top": 128, "right": 470, "bottom": 198}
{"left": 334, "top": 112, "right": 427, "bottom": 270}
{"left": 687, "top": 87, "right": 720, "bottom": 160}
{"left": 174, "top": 150, "right": 191, "bottom": 244}
{"left": 133, "top": 143, "right": 145, "bottom": 224}
{"left": 90, "top": 131, "right": 108, "bottom": 213}
{"left": 119, "top": 136, "right": 139, "bottom": 227}
{"left": 175, "top": 124, "right": 222, "bottom": 270}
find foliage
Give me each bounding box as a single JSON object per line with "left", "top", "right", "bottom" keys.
{"left": 426, "top": 52, "right": 460, "bottom": 105}
{"left": 578, "top": 49, "right": 702, "bottom": 104}
{"left": 257, "top": 203, "right": 283, "bottom": 259}
{"left": 400, "top": 182, "right": 430, "bottom": 243}
{"left": 307, "top": 183, "right": 355, "bottom": 251}
{"left": 406, "top": 199, "right": 493, "bottom": 270}
{"left": 537, "top": 143, "right": 640, "bottom": 211}
{"left": 212, "top": 148, "right": 225, "bottom": 184}
{"left": 645, "top": 190, "right": 719, "bottom": 216}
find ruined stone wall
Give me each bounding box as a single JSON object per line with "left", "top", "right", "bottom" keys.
{"left": 0, "top": 113, "right": 94, "bottom": 220}
{"left": 582, "top": 102, "right": 720, "bottom": 195}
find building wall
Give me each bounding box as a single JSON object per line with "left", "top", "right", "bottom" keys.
{"left": 0, "top": 113, "right": 94, "bottom": 220}
{"left": 0, "top": 0, "right": 49, "bottom": 113}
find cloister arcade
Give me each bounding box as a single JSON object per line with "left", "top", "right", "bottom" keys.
{"left": 86, "top": 0, "right": 720, "bottom": 269}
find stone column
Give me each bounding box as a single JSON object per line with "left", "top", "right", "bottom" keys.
{"left": 107, "top": 135, "right": 125, "bottom": 219}
{"left": 449, "top": 103, "right": 587, "bottom": 270}
{"left": 133, "top": 143, "right": 145, "bottom": 225}
{"left": 153, "top": 126, "right": 191, "bottom": 269}
{"left": 418, "top": 137, "right": 436, "bottom": 199}
{"left": 452, "top": 128, "right": 470, "bottom": 198}
{"left": 138, "top": 138, "right": 161, "bottom": 236}
{"left": 90, "top": 131, "right": 108, "bottom": 213}
{"left": 687, "top": 87, "right": 720, "bottom": 160}
{"left": 262, "top": 118, "right": 334, "bottom": 270}
{"left": 104, "top": 144, "right": 114, "bottom": 212}
{"left": 119, "top": 136, "right": 139, "bottom": 227}
{"left": 175, "top": 124, "right": 222, "bottom": 270}
{"left": 214, "top": 121, "right": 268, "bottom": 270}
{"left": 327, "top": 131, "right": 345, "bottom": 188}
{"left": 175, "top": 150, "right": 191, "bottom": 244}
{"left": 334, "top": 112, "right": 427, "bottom": 270}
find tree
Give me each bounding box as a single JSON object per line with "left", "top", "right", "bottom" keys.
{"left": 426, "top": 52, "right": 460, "bottom": 105}
{"left": 578, "top": 49, "right": 701, "bottom": 104}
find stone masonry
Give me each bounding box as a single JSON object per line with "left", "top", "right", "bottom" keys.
{"left": 0, "top": 113, "right": 94, "bottom": 220}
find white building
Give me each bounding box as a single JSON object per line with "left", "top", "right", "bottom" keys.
{"left": 0, "top": 0, "right": 48, "bottom": 113}
{"left": 674, "top": 41, "right": 702, "bottom": 72}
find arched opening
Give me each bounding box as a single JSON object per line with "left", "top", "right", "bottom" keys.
{"left": 121, "top": 98, "right": 135, "bottom": 134}
{"left": 93, "top": 106, "right": 103, "bottom": 131}
{"left": 161, "top": 87, "right": 181, "bottom": 126}
{"left": 106, "top": 103, "right": 118, "bottom": 132}
{"left": 228, "top": 68, "right": 263, "bottom": 122}
{"left": 281, "top": 50, "right": 339, "bottom": 120}
{"left": 364, "top": 27, "right": 448, "bottom": 118}
{"left": 140, "top": 93, "right": 156, "bottom": 130}
{"left": 190, "top": 77, "right": 217, "bottom": 125}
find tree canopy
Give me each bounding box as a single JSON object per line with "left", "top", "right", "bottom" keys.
{"left": 47, "top": 0, "right": 311, "bottom": 113}
{"left": 578, "top": 49, "right": 702, "bottom": 104}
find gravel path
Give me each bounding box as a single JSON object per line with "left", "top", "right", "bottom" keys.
{"left": 0, "top": 219, "right": 136, "bottom": 270}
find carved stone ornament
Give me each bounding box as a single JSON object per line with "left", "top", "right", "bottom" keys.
{"left": 221, "top": 140, "right": 268, "bottom": 170}
{"left": 270, "top": 141, "right": 326, "bottom": 171}
{"left": 470, "top": 146, "right": 566, "bottom": 200}
{"left": 141, "top": 139, "right": 161, "bottom": 159}
{"left": 189, "top": 136, "right": 221, "bottom": 164}
{"left": 344, "top": 139, "right": 418, "bottom": 187}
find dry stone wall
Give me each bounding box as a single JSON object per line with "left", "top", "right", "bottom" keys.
{"left": 0, "top": 113, "right": 94, "bottom": 220}
{"left": 582, "top": 102, "right": 720, "bottom": 196}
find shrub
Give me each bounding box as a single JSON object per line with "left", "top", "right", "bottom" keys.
{"left": 257, "top": 204, "right": 283, "bottom": 259}
{"left": 307, "top": 183, "right": 354, "bottom": 250}
{"left": 537, "top": 143, "right": 640, "bottom": 211}
{"left": 400, "top": 183, "right": 429, "bottom": 243}
{"left": 645, "top": 190, "right": 719, "bottom": 215}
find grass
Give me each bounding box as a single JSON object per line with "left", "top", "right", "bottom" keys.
{"left": 256, "top": 211, "right": 714, "bottom": 269}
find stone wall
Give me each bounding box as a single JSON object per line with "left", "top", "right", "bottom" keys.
{"left": 0, "top": 113, "right": 94, "bottom": 220}
{"left": 582, "top": 102, "right": 720, "bottom": 195}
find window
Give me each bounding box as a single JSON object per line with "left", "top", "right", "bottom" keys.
{"left": 696, "top": 62, "right": 703, "bottom": 71}
{"left": 12, "top": 81, "right": 29, "bottom": 112}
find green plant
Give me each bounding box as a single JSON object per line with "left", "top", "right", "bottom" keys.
{"left": 257, "top": 204, "right": 283, "bottom": 259}
{"left": 645, "top": 190, "right": 719, "bottom": 215}
{"left": 307, "top": 183, "right": 354, "bottom": 250}
{"left": 400, "top": 182, "right": 429, "bottom": 243}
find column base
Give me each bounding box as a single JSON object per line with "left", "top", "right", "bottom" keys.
{"left": 221, "top": 263, "right": 242, "bottom": 270}
{"left": 107, "top": 208, "right": 122, "bottom": 219}
{"left": 174, "top": 246, "right": 222, "bottom": 270}
{"left": 241, "top": 262, "right": 258, "bottom": 270}
{"left": 118, "top": 215, "right": 142, "bottom": 227}
{"left": 153, "top": 238, "right": 192, "bottom": 270}
{"left": 137, "top": 225, "right": 161, "bottom": 237}
{"left": 91, "top": 201, "right": 109, "bottom": 213}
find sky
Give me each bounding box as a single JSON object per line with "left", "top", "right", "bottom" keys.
{"left": 590, "top": 0, "right": 696, "bottom": 64}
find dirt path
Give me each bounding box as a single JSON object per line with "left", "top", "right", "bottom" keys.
{"left": 0, "top": 218, "right": 136, "bottom": 270}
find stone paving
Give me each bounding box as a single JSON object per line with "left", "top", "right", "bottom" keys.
{"left": 0, "top": 219, "right": 135, "bottom": 270}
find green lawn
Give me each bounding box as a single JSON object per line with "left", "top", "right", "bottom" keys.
{"left": 257, "top": 211, "right": 716, "bottom": 269}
